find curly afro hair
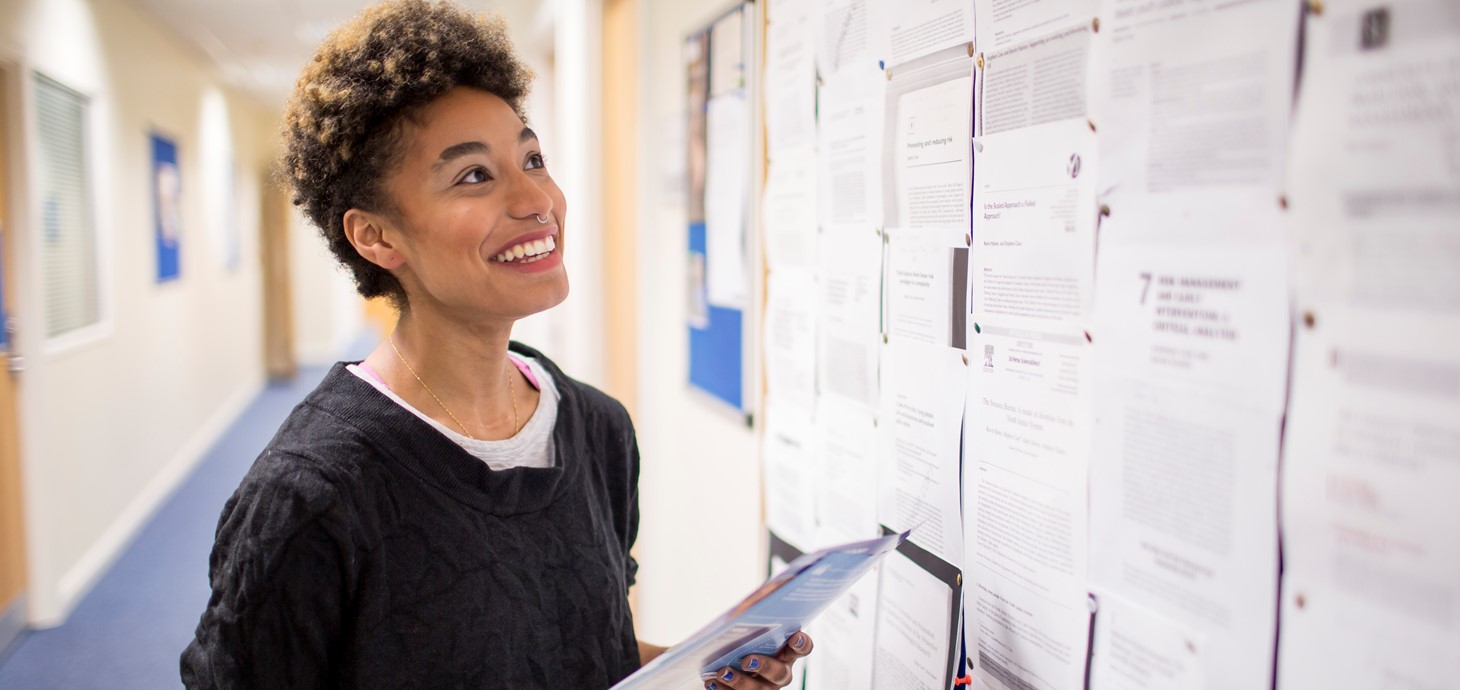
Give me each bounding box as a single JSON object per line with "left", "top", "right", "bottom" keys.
{"left": 280, "top": 0, "right": 534, "bottom": 306}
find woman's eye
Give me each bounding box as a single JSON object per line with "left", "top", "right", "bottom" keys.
{"left": 526, "top": 152, "right": 547, "bottom": 170}
{"left": 459, "top": 167, "right": 491, "bottom": 185}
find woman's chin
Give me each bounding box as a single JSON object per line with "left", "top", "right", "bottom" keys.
{"left": 509, "top": 281, "right": 570, "bottom": 320}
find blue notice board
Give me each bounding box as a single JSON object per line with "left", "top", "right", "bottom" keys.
{"left": 688, "top": 221, "right": 743, "bottom": 411}
{"left": 685, "top": 3, "right": 751, "bottom": 415}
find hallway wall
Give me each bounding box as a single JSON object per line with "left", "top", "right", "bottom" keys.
{"left": 290, "top": 208, "right": 365, "bottom": 366}
{"left": 0, "top": 0, "right": 284, "bottom": 625}
{"left": 632, "top": 0, "right": 767, "bottom": 644}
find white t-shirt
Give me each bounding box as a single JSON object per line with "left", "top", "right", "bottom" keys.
{"left": 346, "top": 355, "right": 558, "bottom": 471}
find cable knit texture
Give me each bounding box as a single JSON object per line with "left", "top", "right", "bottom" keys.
{"left": 181, "top": 342, "right": 641, "bottom": 689}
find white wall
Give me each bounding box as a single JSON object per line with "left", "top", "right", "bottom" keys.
{"left": 632, "top": 0, "right": 767, "bottom": 644}
{"left": 0, "top": 0, "right": 282, "bottom": 625}
{"left": 290, "top": 208, "right": 364, "bottom": 364}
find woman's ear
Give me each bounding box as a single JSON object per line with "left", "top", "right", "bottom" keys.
{"left": 342, "top": 209, "right": 406, "bottom": 270}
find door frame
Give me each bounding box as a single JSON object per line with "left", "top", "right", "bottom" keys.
{"left": 0, "top": 52, "right": 31, "bottom": 654}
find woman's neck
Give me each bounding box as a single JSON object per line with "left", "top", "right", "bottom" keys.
{"left": 364, "top": 308, "right": 533, "bottom": 440}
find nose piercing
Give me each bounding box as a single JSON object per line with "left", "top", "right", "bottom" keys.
{"left": 534, "top": 214, "right": 549, "bottom": 224}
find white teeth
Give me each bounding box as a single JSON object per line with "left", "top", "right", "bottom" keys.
{"left": 495, "top": 236, "right": 557, "bottom": 263}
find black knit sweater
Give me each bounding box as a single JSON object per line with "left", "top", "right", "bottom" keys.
{"left": 181, "top": 343, "right": 642, "bottom": 689}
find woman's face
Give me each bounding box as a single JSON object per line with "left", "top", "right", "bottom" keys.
{"left": 381, "top": 86, "right": 568, "bottom": 321}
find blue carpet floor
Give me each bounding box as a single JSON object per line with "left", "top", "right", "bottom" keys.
{"left": 0, "top": 365, "right": 335, "bottom": 689}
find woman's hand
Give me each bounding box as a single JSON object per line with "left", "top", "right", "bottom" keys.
{"left": 704, "top": 631, "right": 814, "bottom": 689}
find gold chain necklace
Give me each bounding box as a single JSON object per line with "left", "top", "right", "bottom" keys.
{"left": 389, "top": 335, "right": 519, "bottom": 440}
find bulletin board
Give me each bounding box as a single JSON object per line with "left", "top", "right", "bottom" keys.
{"left": 686, "top": 1, "right": 761, "bottom": 416}
{"left": 747, "top": 0, "right": 1460, "bottom": 689}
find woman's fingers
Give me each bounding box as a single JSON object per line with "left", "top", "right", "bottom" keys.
{"left": 701, "top": 654, "right": 795, "bottom": 689}
{"left": 702, "top": 632, "right": 815, "bottom": 689}
{"left": 774, "top": 631, "right": 815, "bottom": 661}
{"left": 742, "top": 654, "right": 794, "bottom": 686}
{"left": 703, "top": 665, "right": 758, "bottom": 689}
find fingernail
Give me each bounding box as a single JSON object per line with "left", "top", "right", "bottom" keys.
{"left": 792, "top": 635, "right": 806, "bottom": 649}
{"left": 707, "top": 683, "right": 718, "bottom": 690}
{"left": 746, "top": 657, "right": 761, "bottom": 671}
{"left": 722, "top": 670, "right": 735, "bottom": 681}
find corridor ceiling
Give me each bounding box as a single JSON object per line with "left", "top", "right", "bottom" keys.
{"left": 125, "top": 0, "right": 548, "bottom": 110}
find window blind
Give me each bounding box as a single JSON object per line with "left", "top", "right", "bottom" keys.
{"left": 35, "top": 74, "right": 98, "bottom": 338}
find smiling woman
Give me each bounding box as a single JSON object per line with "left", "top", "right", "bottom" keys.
{"left": 177, "top": 1, "right": 811, "bottom": 689}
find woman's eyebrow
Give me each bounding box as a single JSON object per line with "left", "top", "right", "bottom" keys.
{"left": 520, "top": 127, "right": 538, "bottom": 143}
{"left": 432, "top": 141, "right": 489, "bottom": 172}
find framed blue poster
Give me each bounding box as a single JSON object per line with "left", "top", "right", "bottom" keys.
{"left": 151, "top": 132, "right": 181, "bottom": 282}
{"left": 685, "top": 2, "right": 755, "bottom": 417}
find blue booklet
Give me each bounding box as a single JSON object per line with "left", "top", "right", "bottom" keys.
{"left": 609, "top": 531, "right": 907, "bottom": 690}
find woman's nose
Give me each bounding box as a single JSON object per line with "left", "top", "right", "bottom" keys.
{"left": 506, "top": 169, "right": 555, "bottom": 222}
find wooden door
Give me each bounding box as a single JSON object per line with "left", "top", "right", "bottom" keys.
{"left": 260, "top": 170, "right": 297, "bottom": 380}
{"left": 602, "top": 0, "right": 640, "bottom": 617}
{"left": 0, "top": 66, "right": 30, "bottom": 644}
{"left": 602, "top": 0, "right": 639, "bottom": 416}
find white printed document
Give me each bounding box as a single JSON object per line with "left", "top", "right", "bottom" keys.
{"left": 975, "top": 25, "right": 1090, "bottom": 137}
{"left": 805, "top": 562, "right": 881, "bottom": 690}
{"left": 1284, "top": 0, "right": 1460, "bottom": 316}
{"left": 871, "top": 0, "right": 974, "bottom": 67}
{"left": 971, "top": 118, "right": 1097, "bottom": 325}
{"left": 975, "top": 0, "right": 1094, "bottom": 53}
{"left": 817, "top": 231, "right": 883, "bottom": 409}
{"left": 815, "top": 398, "right": 881, "bottom": 546}
{"left": 817, "top": 0, "right": 876, "bottom": 77}
{"left": 871, "top": 543, "right": 962, "bottom": 690}
{"left": 885, "top": 62, "right": 974, "bottom": 231}
{"left": 703, "top": 92, "right": 749, "bottom": 308}
{"left": 765, "top": 268, "right": 818, "bottom": 413}
{"left": 884, "top": 228, "right": 969, "bottom": 349}
{"left": 1278, "top": 309, "right": 1460, "bottom": 690}
{"left": 765, "top": 4, "right": 817, "bottom": 155}
{"left": 1087, "top": 227, "right": 1290, "bottom": 690}
{"left": 1089, "top": 0, "right": 1299, "bottom": 203}
{"left": 878, "top": 341, "right": 967, "bottom": 566}
{"left": 1088, "top": 593, "right": 1205, "bottom": 690}
{"left": 763, "top": 402, "right": 820, "bottom": 552}
{"left": 763, "top": 149, "right": 819, "bottom": 270}
{"left": 819, "top": 66, "right": 887, "bottom": 234}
